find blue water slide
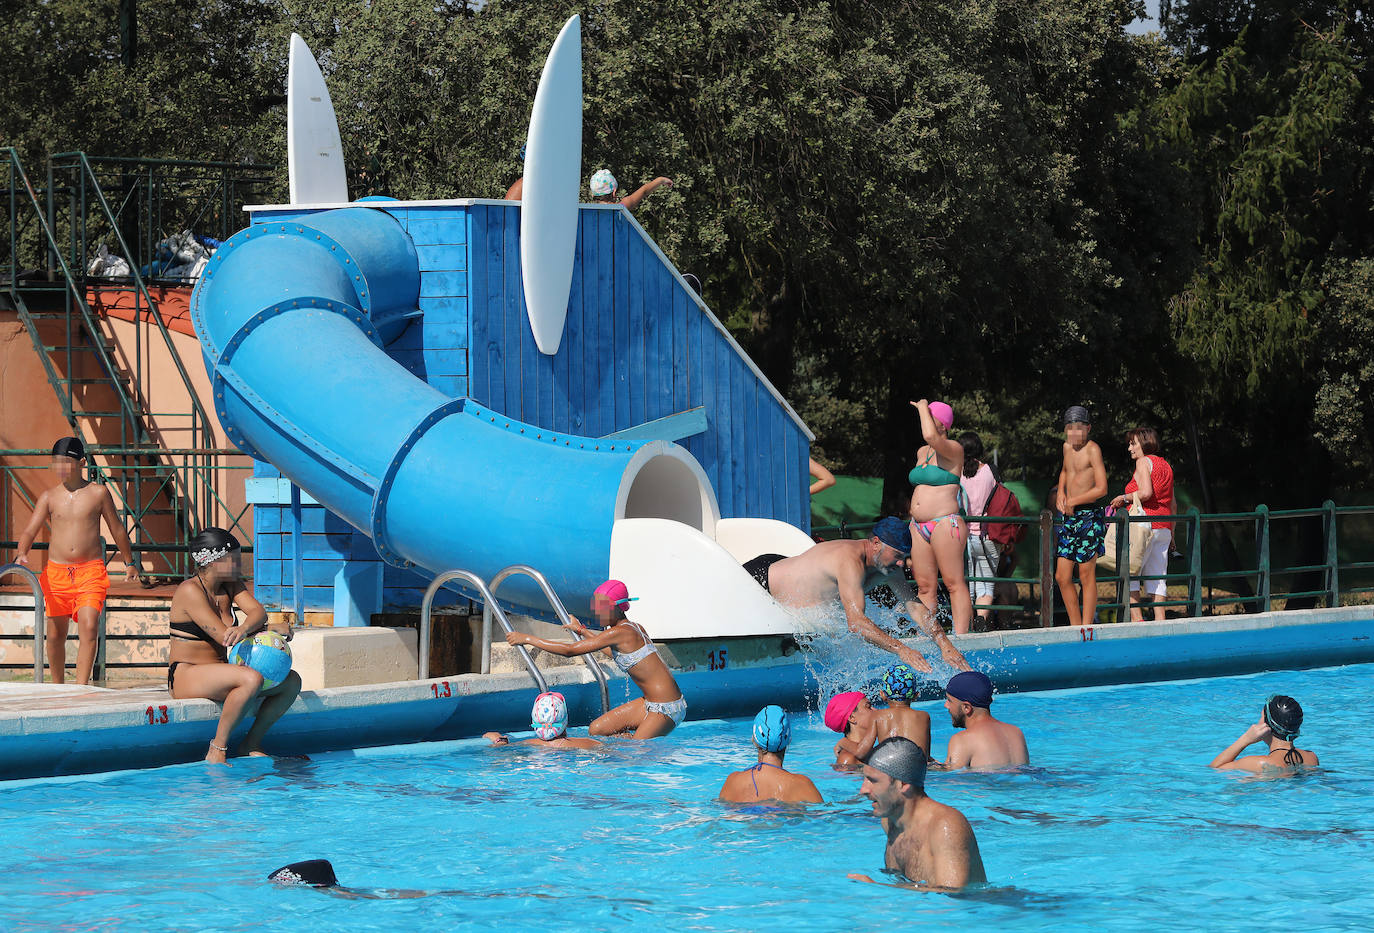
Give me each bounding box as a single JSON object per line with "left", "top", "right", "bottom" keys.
{"left": 190, "top": 207, "right": 717, "bottom": 609}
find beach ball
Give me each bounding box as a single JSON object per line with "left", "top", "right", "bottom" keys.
{"left": 227, "top": 631, "right": 292, "bottom": 690}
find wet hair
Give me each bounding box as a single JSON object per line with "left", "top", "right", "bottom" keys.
{"left": 189, "top": 527, "right": 240, "bottom": 568}
{"left": 958, "top": 432, "right": 984, "bottom": 475}
{"left": 1126, "top": 426, "right": 1161, "bottom": 456}
{"left": 865, "top": 737, "right": 928, "bottom": 789}
{"left": 1264, "top": 695, "right": 1305, "bottom": 765}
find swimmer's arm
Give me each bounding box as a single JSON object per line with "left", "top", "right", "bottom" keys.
{"left": 1082, "top": 441, "right": 1109, "bottom": 507}
{"left": 797, "top": 777, "right": 824, "bottom": 804}
{"left": 14, "top": 491, "right": 50, "bottom": 564}
{"left": 850, "top": 720, "right": 879, "bottom": 760}
{"left": 228, "top": 580, "right": 270, "bottom": 640}
{"left": 98, "top": 486, "right": 140, "bottom": 581}
{"left": 618, "top": 176, "right": 672, "bottom": 211}
{"left": 503, "top": 177, "right": 523, "bottom": 200}
{"left": 483, "top": 732, "right": 510, "bottom": 746}
{"left": 1210, "top": 723, "right": 1269, "bottom": 770}
{"left": 507, "top": 627, "right": 613, "bottom": 657}
{"left": 809, "top": 458, "right": 836, "bottom": 495}
{"left": 940, "top": 734, "right": 972, "bottom": 771}
{"left": 180, "top": 586, "right": 241, "bottom": 647}
{"left": 1056, "top": 451, "right": 1070, "bottom": 513}
{"left": 890, "top": 577, "right": 970, "bottom": 671}
{"left": 841, "top": 566, "right": 933, "bottom": 673}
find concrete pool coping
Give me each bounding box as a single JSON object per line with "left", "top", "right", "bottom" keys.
{"left": 2, "top": 606, "right": 1370, "bottom": 780}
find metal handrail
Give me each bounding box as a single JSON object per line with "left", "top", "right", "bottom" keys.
{"left": 489, "top": 564, "right": 611, "bottom": 716}
{"left": 0, "top": 563, "right": 45, "bottom": 682}
{"left": 419, "top": 569, "right": 547, "bottom": 692}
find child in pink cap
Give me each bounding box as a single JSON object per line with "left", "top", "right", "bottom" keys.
{"left": 507, "top": 579, "right": 687, "bottom": 739}
{"left": 907, "top": 398, "right": 973, "bottom": 635}
{"left": 825, "top": 691, "right": 877, "bottom": 771}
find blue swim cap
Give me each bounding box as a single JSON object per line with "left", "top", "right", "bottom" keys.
{"left": 752, "top": 705, "right": 790, "bottom": 752}
{"left": 882, "top": 663, "right": 920, "bottom": 701}
{"left": 872, "top": 516, "right": 912, "bottom": 555}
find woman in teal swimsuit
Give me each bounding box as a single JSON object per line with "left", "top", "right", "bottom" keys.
{"left": 907, "top": 399, "right": 973, "bottom": 635}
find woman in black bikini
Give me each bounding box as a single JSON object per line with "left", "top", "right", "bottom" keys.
{"left": 168, "top": 528, "right": 301, "bottom": 764}
{"left": 1210, "top": 695, "right": 1318, "bottom": 772}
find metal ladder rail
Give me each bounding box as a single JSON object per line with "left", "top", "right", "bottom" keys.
{"left": 0, "top": 563, "right": 46, "bottom": 683}
{"left": 419, "top": 570, "right": 548, "bottom": 693}
{"left": 488, "top": 564, "right": 611, "bottom": 716}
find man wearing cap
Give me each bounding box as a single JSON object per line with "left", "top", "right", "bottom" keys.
{"left": 719, "top": 706, "right": 823, "bottom": 803}
{"left": 849, "top": 737, "right": 987, "bottom": 891}
{"left": 742, "top": 516, "right": 970, "bottom": 673}
{"left": 15, "top": 437, "right": 142, "bottom": 684}
{"left": 937, "top": 671, "right": 1029, "bottom": 770}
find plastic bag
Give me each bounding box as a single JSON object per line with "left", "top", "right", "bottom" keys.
{"left": 87, "top": 243, "right": 131, "bottom": 278}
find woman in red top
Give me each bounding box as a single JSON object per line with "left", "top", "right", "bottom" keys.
{"left": 1110, "top": 426, "right": 1175, "bottom": 622}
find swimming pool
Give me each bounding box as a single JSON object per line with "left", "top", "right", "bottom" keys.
{"left": 3, "top": 663, "right": 1370, "bottom": 932}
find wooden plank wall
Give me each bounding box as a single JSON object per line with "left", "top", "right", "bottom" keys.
{"left": 468, "top": 204, "right": 811, "bottom": 529}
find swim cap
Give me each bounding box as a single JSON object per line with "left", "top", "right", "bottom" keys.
{"left": 590, "top": 169, "right": 617, "bottom": 196}
{"left": 882, "top": 663, "right": 920, "bottom": 701}
{"left": 593, "top": 579, "right": 636, "bottom": 610}
{"left": 928, "top": 401, "right": 953, "bottom": 430}
{"left": 519, "top": 144, "right": 526, "bottom": 160}
{"left": 824, "top": 691, "right": 865, "bottom": 733}
{"left": 1263, "top": 695, "right": 1303, "bottom": 740}
{"left": 531, "top": 691, "right": 568, "bottom": 741}
{"left": 268, "top": 858, "right": 338, "bottom": 887}
{"left": 51, "top": 437, "right": 85, "bottom": 460}
{"left": 189, "top": 527, "right": 240, "bottom": 567}
{"left": 1064, "top": 405, "right": 1091, "bottom": 425}
{"left": 866, "top": 737, "right": 928, "bottom": 787}
{"left": 872, "top": 516, "right": 912, "bottom": 555}
{"left": 946, "top": 670, "right": 993, "bottom": 708}
{"left": 752, "top": 705, "right": 791, "bottom": 752}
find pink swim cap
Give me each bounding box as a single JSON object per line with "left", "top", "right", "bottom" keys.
{"left": 928, "top": 401, "right": 954, "bottom": 430}
{"left": 593, "top": 579, "right": 632, "bottom": 608}
{"left": 824, "top": 691, "right": 866, "bottom": 733}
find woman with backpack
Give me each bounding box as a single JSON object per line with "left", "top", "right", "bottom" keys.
{"left": 959, "top": 433, "right": 1000, "bottom": 625}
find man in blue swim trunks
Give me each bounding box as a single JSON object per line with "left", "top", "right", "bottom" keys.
{"left": 1055, "top": 406, "right": 1108, "bottom": 626}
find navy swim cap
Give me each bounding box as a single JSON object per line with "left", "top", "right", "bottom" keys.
{"left": 752, "top": 705, "right": 790, "bottom": 752}
{"left": 872, "top": 516, "right": 912, "bottom": 555}
{"left": 866, "top": 737, "right": 928, "bottom": 788}
{"left": 946, "top": 670, "right": 993, "bottom": 708}
{"left": 51, "top": 437, "right": 85, "bottom": 460}
{"left": 882, "top": 663, "right": 920, "bottom": 701}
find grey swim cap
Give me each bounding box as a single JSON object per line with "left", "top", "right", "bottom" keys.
{"left": 865, "top": 737, "right": 928, "bottom": 788}
{"left": 1064, "top": 405, "right": 1091, "bottom": 425}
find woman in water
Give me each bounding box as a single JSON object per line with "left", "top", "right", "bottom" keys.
{"left": 168, "top": 528, "right": 301, "bottom": 764}
{"left": 505, "top": 579, "right": 686, "bottom": 739}
{"left": 1109, "top": 426, "right": 1176, "bottom": 622}
{"left": 907, "top": 399, "right": 972, "bottom": 634}
{"left": 1210, "top": 695, "right": 1318, "bottom": 772}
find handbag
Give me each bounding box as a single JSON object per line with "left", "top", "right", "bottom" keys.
{"left": 1100, "top": 492, "right": 1148, "bottom": 574}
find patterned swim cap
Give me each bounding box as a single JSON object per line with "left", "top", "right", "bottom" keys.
{"left": 590, "top": 169, "right": 617, "bottom": 196}
{"left": 882, "top": 663, "right": 920, "bottom": 701}
{"left": 752, "top": 705, "right": 791, "bottom": 752}
{"left": 531, "top": 691, "right": 568, "bottom": 741}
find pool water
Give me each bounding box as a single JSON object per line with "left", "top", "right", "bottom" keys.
{"left": 3, "top": 664, "right": 1372, "bottom": 932}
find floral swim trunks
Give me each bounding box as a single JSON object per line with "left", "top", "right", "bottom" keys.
{"left": 1056, "top": 508, "right": 1106, "bottom": 563}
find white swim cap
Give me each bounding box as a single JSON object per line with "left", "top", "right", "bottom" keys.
{"left": 590, "top": 169, "right": 617, "bottom": 197}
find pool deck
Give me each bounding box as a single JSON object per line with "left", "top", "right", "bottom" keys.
{"left": 3, "top": 606, "right": 1371, "bottom": 780}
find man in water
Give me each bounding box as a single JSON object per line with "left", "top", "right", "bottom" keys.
{"left": 719, "top": 706, "right": 823, "bottom": 804}
{"left": 871, "top": 663, "right": 932, "bottom": 755}
{"left": 849, "top": 737, "right": 986, "bottom": 891}
{"left": 15, "top": 437, "right": 142, "bottom": 684}
{"left": 742, "top": 517, "right": 970, "bottom": 673}
{"left": 936, "top": 671, "right": 1029, "bottom": 770}
{"left": 483, "top": 692, "right": 603, "bottom": 750}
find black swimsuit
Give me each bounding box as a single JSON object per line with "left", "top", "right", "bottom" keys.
{"left": 743, "top": 553, "right": 787, "bottom": 592}
{"left": 167, "top": 578, "right": 233, "bottom": 690}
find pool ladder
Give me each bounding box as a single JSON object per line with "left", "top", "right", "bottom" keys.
{"left": 418, "top": 565, "right": 611, "bottom": 716}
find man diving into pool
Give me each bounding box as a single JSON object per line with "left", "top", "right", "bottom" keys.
{"left": 741, "top": 517, "right": 970, "bottom": 673}
{"left": 848, "top": 737, "right": 986, "bottom": 892}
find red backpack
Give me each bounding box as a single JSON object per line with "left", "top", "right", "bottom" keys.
{"left": 982, "top": 482, "right": 1027, "bottom": 548}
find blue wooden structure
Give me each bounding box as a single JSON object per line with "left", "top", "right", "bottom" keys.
{"left": 244, "top": 200, "right": 812, "bottom": 617}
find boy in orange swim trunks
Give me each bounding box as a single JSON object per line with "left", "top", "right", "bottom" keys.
{"left": 16, "top": 437, "right": 142, "bottom": 684}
